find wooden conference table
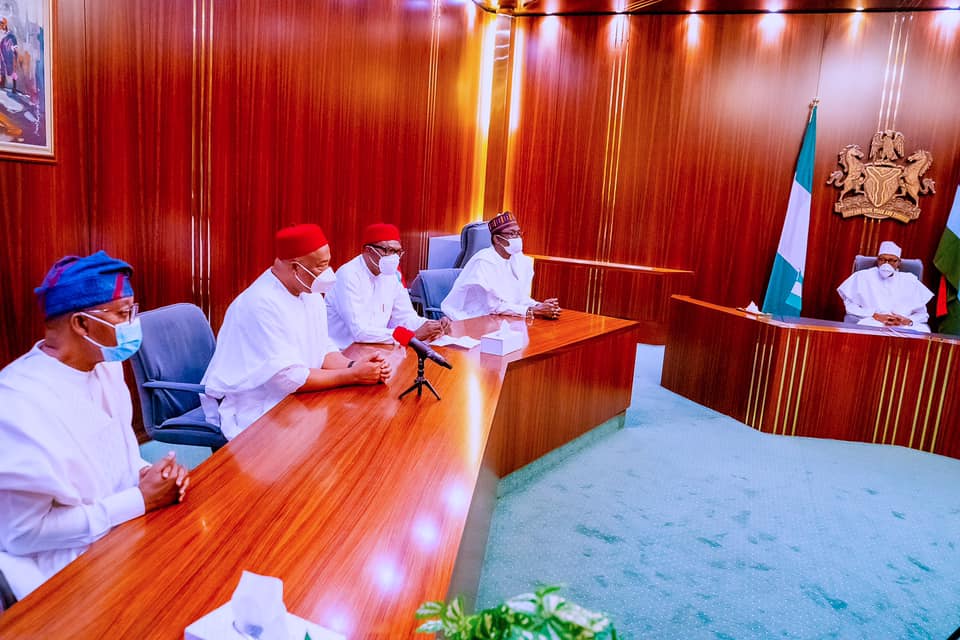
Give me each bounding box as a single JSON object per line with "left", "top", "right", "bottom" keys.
{"left": 662, "top": 296, "right": 960, "bottom": 459}
{"left": 0, "top": 310, "right": 641, "bottom": 638}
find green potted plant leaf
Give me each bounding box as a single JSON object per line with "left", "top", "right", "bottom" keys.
{"left": 415, "top": 584, "right": 618, "bottom": 639}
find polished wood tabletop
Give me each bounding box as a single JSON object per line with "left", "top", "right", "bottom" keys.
{"left": 0, "top": 310, "right": 640, "bottom": 639}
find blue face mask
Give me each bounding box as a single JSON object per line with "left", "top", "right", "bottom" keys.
{"left": 80, "top": 314, "right": 143, "bottom": 362}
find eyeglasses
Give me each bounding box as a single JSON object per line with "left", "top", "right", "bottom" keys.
{"left": 498, "top": 230, "right": 523, "bottom": 239}
{"left": 87, "top": 303, "right": 139, "bottom": 325}
{"left": 367, "top": 244, "right": 405, "bottom": 257}
{"left": 877, "top": 256, "right": 901, "bottom": 266}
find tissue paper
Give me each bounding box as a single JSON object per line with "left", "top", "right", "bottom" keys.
{"left": 231, "top": 571, "right": 290, "bottom": 640}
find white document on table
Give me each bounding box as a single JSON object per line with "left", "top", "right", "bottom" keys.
{"left": 431, "top": 335, "right": 481, "bottom": 349}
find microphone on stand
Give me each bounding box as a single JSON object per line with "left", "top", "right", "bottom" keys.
{"left": 392, "top": 326, "right": 453, "bottom": 370}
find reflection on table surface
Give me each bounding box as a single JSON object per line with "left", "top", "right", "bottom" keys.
{"left": 0, "top": 310, "right": 642, "bottom": 639}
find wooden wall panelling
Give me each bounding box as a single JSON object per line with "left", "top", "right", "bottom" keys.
{"left": 0, "top": 0, "right": 89, "bottom": 365}
{"left": 531, "top": 256, "right": 695, "bottom": 342}
{"left": 83, "top": 0, "right": 196, "bottom": 314}
{"left": 491, "top": 1, "right": 958, "bottom": 15}
{"left": 502, "top": 15, "right": 616, "bottom": 262}
{"left": 506, "top": 10, "right": 960, "bottom": 326}
{"left": 416, "top": 1, "right": 488, "bottom": 269}
{"left": 613, "top": 14, "right": 824, "bottom": 284}
{"left": 806, "top": 12, "right": 960, "bottom": 325}
{"left": 530, "top": 259, "right": 596, "bottom": 314}
{"left": 599, "top": 267, "right": 694, "bottom": 342}
{"left": 208, "top": 0, "right": 488, "bottom": 330}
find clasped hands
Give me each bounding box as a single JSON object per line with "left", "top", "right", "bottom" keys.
{"left": 139, "top": 451, "right": 190, "bottom": 512}
{"left": 872, "top": 312, "right": 913, "bottom": 327}
{"left": 531, "top": 298, "right": 561, "bottom": 320}
{"left": 414, "top": 316, "right": 452, "bottom": 342}
{"left": 351, "top": 352, "right": 393, "bottom": 384}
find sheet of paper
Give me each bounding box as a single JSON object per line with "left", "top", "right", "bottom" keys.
{"left": 431, "top": 334, "right": 481, "bottom": 349}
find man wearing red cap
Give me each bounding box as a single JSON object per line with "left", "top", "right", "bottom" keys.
{"left": 441, "top": 212, "right": 560, "bottom": 321}
{"left": 326, "top": 223, "right": 449, "bottom": 349}
{"left": 201, "top": 224, "right": 391, "bottom": 439}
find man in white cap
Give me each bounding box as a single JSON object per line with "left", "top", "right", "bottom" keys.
{"left": 837, "top": 240, "right": 934, "bottom": 332}
{"left": 441, "top": 211, "right": 561, "bottom": 321}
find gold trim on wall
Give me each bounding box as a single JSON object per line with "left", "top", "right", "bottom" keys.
{"left": 191, "top": 0, "right": 214, "bottom": 317}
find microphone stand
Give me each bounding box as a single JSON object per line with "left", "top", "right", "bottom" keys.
{"left": 399, "top": 353, "right": 441, "bottom": 401}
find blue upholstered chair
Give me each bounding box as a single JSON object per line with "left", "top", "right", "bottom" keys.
{"left": 418, "top": 268, "right": 463, "bottom": 320}
{"left": 0, "top": 568, "right": 16, "bottom": 612}
{"left": 410, "top": 222, "right": 491, "bottom": 313}
{"left": 129, "top": 303, "right": 227, "bottom": 451}
{"left": 453, "top": 221, "right": 492, "bottom": 268}
{"left": 843, "top": 255, "right": 925, "bottom": 324}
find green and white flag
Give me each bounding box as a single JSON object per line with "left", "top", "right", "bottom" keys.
{"left": 934, "top": 185, "right": 960, "bottom": 335}
{"left": 762, "top": 105, "right": 817, "bottom": 316}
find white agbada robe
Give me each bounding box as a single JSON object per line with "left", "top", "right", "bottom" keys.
{"left": 837, "top": 266, "right": 934, "bottom": 332}
{"left": 0, "top": 345, "right": 148, "bottom": 600}
{"left": 440, "top": 247, "right": 536, "bottom": 321}
{"left": 325, "top": 255, "right": 426, "bottom": 349}
{"left": 201, "top": 269, "right": 339, "bottom": 439}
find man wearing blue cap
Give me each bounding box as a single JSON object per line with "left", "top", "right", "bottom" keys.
{"left": 0, "top": 251, "right": 190, "bottom": 601}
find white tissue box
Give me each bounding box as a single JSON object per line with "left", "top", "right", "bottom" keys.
{"left": 480, "top": 328, "right": 524, "bottom": 356}
{"left": 184, "top": 603, "right": 345, "bottom": 640}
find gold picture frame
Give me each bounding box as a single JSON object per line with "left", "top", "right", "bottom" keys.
{"left": 0, "top": 0, "right": 54, "bottom": 161}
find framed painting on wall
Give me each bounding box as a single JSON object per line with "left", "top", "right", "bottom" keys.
{"left": 0, "top": 0, "right": 54, "bottom": 160}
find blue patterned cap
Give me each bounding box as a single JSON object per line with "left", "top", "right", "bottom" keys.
{"left": 34, "top": 251, "right": 134, "bottom": 319}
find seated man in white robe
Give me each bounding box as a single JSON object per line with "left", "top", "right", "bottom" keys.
{"left": 440, "top": 211, "right": 561, "bottom": 321}
{"left": 0, "top": 251, "right": 189, "bottom": 601}
{"left": 201, "top": 224, "right": 391, "bottom": 439}
{"left": 326, "top": 222, "right": 449, "bottom": 349}
{"left": 837, "top": 240, "right": 934, "bottom": 332}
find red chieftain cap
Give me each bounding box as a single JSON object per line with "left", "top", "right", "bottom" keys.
{"left": 362, "top": 223, "right": 401, "bottom": 246}
{"left": 275, "top": 224, "right": 328, "bottom": 260}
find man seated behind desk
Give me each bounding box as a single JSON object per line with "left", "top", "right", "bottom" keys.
{"left": 837, "top": 240, "right": 934, "bottom": 333}
{"left": 440, "top": 211, "right": 561, "bottom": 321}
{"left": 326, "top": 222, "right": 449, "bottom": 349}
{"left": 0, "top": 252, "right": 189, "bottom": 601}
{"left": 201, "top": 223, "right": 391, "bottom": 440}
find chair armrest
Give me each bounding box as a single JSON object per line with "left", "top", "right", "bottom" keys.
{"left": 143, "top": 381, "right": 206, "bottom": 393}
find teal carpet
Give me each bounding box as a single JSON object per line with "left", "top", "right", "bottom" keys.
{"left": 476, "top": 345, "right": 960, "bottom": 639}
{"left": 140, "top": 440, "right": 211, "bottom": 470}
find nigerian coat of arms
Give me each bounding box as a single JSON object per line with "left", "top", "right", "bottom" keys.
{"left": 826, "top": 130, "right": 935, "bottom": 223}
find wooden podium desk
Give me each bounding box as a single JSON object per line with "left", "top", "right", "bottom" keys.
{"left": 662, "top": 296, "right": 960, "bottom": 459}
{"left": 0, "top": 311, "right": 640, "bottom": 639}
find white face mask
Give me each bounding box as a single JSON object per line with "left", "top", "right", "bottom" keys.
{"left": 378, "top": 254, "right": 401, "bottom": 276}
{"left": 878, "top": 263, "right": 896, "bottom": 278}
{"left": 312, "top": 267, "right": 336, "bottom": 294}
{"left": 501, "top": 237, "right": 523, "bottom": 256}
{"left": 293, "top": 261, "right": 333, "bottom": 294}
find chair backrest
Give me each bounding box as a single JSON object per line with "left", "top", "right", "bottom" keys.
{"left": 453, "top": 221, "right": 491, "bottom": 268}
{"left": 852, "top": 255, "right": 923, "bottom": 280}
{"left": 0, "top": 567, "right": 16, "bottom": 612}
{"left": 419, "top": 268, "right": 462, "bottom": 319}
{"left": 129, "top": 303, "right": 215, "bottom": 437}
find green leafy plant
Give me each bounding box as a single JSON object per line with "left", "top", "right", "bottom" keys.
{"left": 415, "top": 585, "right": 618, "bottom": 639}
